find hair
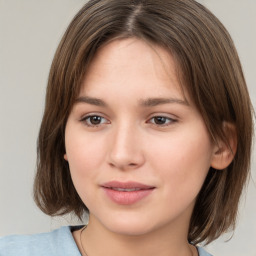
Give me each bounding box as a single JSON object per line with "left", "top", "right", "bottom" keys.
{"left": 34, "top": 0, "right": 254, "bottom": 245}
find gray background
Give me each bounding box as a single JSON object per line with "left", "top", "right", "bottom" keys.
{"left": 0, "top": 1, "right": 255, "bottom": 255}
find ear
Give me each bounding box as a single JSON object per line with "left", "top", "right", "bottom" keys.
{"left": 211, "top": 122, "right": 237, "bottom": 170}
{"left": 64, "top": 153, "right": 68, "bottom": 161}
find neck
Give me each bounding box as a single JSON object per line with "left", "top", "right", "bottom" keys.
{"left": 76, "top": 215, "right": 196, "bottom": 256}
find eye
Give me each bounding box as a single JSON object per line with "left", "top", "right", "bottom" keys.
{"left": 148, "top": 116, "right": 176, "bottom": 126}
{"left": 81, "top": 115, "right": 109, "bottom": 127}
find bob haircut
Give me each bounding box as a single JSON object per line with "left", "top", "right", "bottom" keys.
{"left": 34, "top": 0, "right": 254, "bottom": 245}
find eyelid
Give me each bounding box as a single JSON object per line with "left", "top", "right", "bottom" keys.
{"left": 78, "top": 112, "right": 178, "bottom": 128}
{"left": 80, "top": 113, "right": 110, "bottom": 127}
{"left": 146, "top": 114, "right": 178, "bottom": 127}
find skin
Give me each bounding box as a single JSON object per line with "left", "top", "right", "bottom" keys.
{"left": 64, "top": 38, "right": 221, "bottom": 256}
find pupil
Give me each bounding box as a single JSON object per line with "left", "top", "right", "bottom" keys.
{"left": 154, "top": 117, "right": 166, "bottom": 124}
{"left": 90, "top": 116, "right": 101, "bottom": 125}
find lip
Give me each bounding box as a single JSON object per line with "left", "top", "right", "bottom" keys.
{"left": 101, "top": 181, "right": 155, "bottom": 205}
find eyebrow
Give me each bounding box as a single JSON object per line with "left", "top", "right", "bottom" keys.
{"left": 139, "top": 97, "right": 189, "bottom": 107}
{"left": 75, "top": 96, "right": 188, "bottom": 107}
{"left": 75, "top": 96, "right": 107, "bottom": 107}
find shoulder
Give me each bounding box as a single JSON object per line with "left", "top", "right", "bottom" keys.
{"left": 197, "top": 246, "right": 213, "bottom": 256}
{"left": 0, "top": 226, "right": 82, "bottom": 256}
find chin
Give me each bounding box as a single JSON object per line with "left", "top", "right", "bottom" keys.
{"left": 109, "top": 223, "right": 154, "bottom": 236}
{"left": 100, "top": 213, "right": 160, "bottom": 236}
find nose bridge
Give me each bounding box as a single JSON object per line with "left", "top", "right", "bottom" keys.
{"left": 108, "top": 120, "right": 144, "bottom": 169}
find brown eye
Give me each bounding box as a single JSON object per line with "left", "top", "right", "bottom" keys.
{"left": 81, "top": 115, "right": 109, "bottom": 127}
{"left": 89, "top": 116, "right": 102, "bottom": 125}
{"left": 153, "top": 116, "right": 168, "bottom": 125}
{"left": 148, "top": 116, "right": 176, "bottom": 126}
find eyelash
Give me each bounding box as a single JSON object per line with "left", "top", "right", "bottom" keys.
{"left": 80, "top": 115, "right": 109, "bottom": 127}
{"left": 80, "top": 114, "right": 177, "bottom": 128}
{"left": 149, "top": 116, "right": 177, "bottom": 126}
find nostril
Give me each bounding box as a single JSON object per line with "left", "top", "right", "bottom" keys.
{"left": 108, "top": 160, "right": 141, "bottom": 170}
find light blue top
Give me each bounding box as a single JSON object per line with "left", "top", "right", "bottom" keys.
{"left": 0, "top": 226, "right": 212, "bottom": 256}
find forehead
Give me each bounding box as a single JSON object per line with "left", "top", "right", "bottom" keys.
{"left": 79, "top": 38, "right": 188, "bottom": 102}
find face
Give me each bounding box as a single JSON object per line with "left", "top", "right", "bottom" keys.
{"left": 65, "top": 38, "right": 216, "bottom": 237}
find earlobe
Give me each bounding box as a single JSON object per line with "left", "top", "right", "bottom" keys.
{"left": 211, "top": 122, "right": 237, "bottom": 170}
{"left": 64, "top": 154, "right": 68, "bottom": 161}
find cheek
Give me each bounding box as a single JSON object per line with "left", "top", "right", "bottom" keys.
{"left": 66, "top": 131, "right": 104, "bottom": 169}
{"left": 149, "top": 133, "right": 212, "bottom": 170}
{"left": 147, "top": 127, "right": 213, "bottom": 196}
{"left": 65, "top": 129, "right": 107, "bottom": 195}
{"left": 65, "top": 136, "right": 105, "bottom": 206}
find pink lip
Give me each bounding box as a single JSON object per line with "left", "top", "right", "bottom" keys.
{"left": 101, "top": 181, "right": 155, "bottom": 205}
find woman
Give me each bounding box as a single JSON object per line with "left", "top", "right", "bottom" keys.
{"left": 0, "top": 0, "right": 254, "bottom": 255}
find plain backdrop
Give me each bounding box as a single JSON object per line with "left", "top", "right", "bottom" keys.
{"left": 0, "top": 1, "right": 255, "bottom": 255}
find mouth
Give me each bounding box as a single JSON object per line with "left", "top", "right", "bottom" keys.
{"left": 101, "top": 181, "right": 155, "bottom": 205}
{"left": 109, "top": 187, "right": 144, "bottom": 192}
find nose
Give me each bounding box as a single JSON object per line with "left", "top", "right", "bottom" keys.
{"left": 107, "top": 123, "right": 145, "bottom": 170}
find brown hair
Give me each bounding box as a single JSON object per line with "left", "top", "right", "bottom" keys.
{"left": 34, "top": 0, "right": 254, "bottom": 244}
